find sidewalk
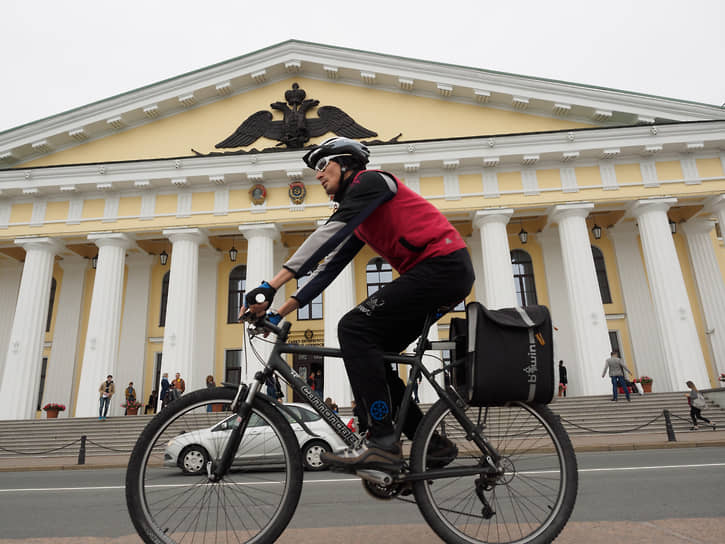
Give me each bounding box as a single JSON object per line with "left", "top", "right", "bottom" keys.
{"left": 1, "top": 429, "right": 723, "bottom": 472}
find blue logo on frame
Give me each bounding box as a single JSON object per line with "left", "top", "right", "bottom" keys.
{"left": 369, "top": 400, "right": 389, "bottom": 421}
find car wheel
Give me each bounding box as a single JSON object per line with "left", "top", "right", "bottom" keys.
{"left": 302, "top": 440, "right": 331, "bottom": 471}
{"left": 179, "top": 445, "right": 209, "bottom": 475}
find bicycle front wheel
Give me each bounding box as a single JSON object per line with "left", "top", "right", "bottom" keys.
{"left": 411, "top": 400, "right": 577, "bottom": 544}
{"left": 125, "top": 387, "right": 303, "bottom": 544}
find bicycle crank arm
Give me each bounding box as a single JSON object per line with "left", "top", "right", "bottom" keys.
{"left": 356, "top": 469, "right": 394, "bottom": 487}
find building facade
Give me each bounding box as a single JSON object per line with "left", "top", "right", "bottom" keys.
{"left": 1, "top": 41, "right": 724, "bottom": 419}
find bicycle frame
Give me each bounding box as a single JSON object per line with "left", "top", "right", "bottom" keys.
{"left": 222, "top": 314, "right": 501, "bottom": 481}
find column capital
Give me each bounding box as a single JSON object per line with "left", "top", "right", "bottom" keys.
{"left": 239, "top": 223, "right": 280, "bottom": 241}
{"left": 473, "top": 208, "right": 514, "bottom": 228}
{"left": 681, "top": 218, "right": 716, "bottom": 236}
{"left": 88, "top": 232, "right": 135, "bottom": 250}
{"left": 125, "top": 252, "right": 155, "bottom": 267}
{"left": 14, "top": 236, "right": 65, "bottom": 254}
{"left": 628, "top": 197, "right": 677, "bottom": 217}
{"left": 704, "top": 194, "right": 725, "bottom": 213}
{"left": 548, "top": 202, "right": 594, "bottom": 223}
{"left": 608, "top": 221, "right": 638, "bottom": 240}
{"left": 162, "top": 227, "right": 207, "bottom": 246}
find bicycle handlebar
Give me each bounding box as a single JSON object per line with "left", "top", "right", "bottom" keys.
{"left": 240, "top": 310, "right": 286, "bottom": 338}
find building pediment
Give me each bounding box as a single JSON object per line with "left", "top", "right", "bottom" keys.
{"left": 2, "top": 40, "right": 725, "bottom": 168}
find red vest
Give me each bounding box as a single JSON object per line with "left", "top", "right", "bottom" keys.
{"left": 353, "top": 171, "right": 467, "bottom": 274}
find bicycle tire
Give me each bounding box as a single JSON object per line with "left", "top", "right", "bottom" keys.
{"left": 125, "top": 387, "right": 303, "bottom": 544}
{"left": 411, "top": 400, "right": 577, "bottom": 544}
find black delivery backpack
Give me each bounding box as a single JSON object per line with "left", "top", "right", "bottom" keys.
{"left": 448, "top": 302, "right": 554, "bottom": 406}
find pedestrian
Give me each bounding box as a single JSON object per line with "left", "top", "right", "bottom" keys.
{"left": 124, "top": 381, "right": 137, "bottom": 415}
{"left": 314, "top": 370, "right": 324, "bottom": 400}
{"left": 206, "top": 375, "right": 216, "bottom": 412}
{"left": 98, "top": 374, "right": 115, "bottom": 420}
{"left": 411, "top": 374, "right": 421, "bottom": 403}
{"left": 558, "top": 360, "right": 568, "bottom": 397}
{"left": 685, "top": 380, "right": 715, "bottom": 431}
{"left": 145, "top": 390, "right": 157, "bottom": 414}
{"left": 171, "top": 372, "right": 185, "bottom": 395}
{"left": 160, "top": 373, "right": 170, "bottom": 409}
{"left": 602, "top": 351, "right": 632, "bottom": 402}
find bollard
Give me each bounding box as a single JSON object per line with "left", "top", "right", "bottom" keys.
{"left": 663, "top": 410, "right": 676, "bottom": 442}
{"left": 78, "top": 435, "right": 86, "bottom": 465}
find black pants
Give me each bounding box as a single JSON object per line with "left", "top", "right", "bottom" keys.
{"left": 690, "top": 406, "right": 711, "bottom": 426}
{"left": 338, "top": 248, "right": 475, "bottom": 441}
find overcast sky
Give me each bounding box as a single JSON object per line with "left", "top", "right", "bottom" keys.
{"left": 2, "top": 0, "right": 724, "bottom": 132}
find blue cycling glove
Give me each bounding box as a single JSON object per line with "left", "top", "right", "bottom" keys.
{"left": 245, "top": 281, "right": 277, "bottom": 307}
{"left": 266, "top": 311, "right": 282, "bottom": 325}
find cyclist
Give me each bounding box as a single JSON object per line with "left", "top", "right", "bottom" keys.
{"left": 243, "top": 137, "right": 474, "bottom": 472}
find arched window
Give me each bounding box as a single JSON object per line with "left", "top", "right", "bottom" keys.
{"left": 45, "top": 278, "right": 57, "bottom": 332}
{"left": 159, "top": 271, "right": 170, "bottom": 327}
{"left": 297, "top": 273, "right": 323, "bottom": 320}
{"left": 592, "top": 246, "right": 612, "bottom": 304}
{"left": 228, "top": 265, "right": 246, "bottom": 323}
{"left": 511, "top": 249, "right": 538, "bottom": 306}
{"left": 366, "top": 257, "right": 393, "bottom": 296}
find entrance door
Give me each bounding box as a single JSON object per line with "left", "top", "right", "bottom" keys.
{"left": 152, "top": 353, "right": 162, "bottom": 414}
{"left": 293, "top": 352, "right": 324, "bottom": 403}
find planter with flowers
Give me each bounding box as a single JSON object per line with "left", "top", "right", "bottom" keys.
{"left": 636, "top": 376, "right": 653, "bottom": 393}
{"left": 121, "top": 399, "right": 143, "bottom": 415}
{"left": 43, "top": 403, "right": 66, "bottom": 419}
{"left": 719, "top": 373, "right": 725, "bottom": 383}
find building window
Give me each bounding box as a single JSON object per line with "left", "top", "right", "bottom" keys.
{"left": 297, "top": 274, "right": 323, "bottom": 320}
{"left": 608, "top": 331, "right": 622, "bottom": 357}
{"left": 45, "top": 278, "right": 57, "bottom": 332}
{"left": 36, "top": 357, "right": 48, "bottom": 411}
{"left": 511, "top": 249, "right": 538, "bottom": 306}
{"left": 159, "top": 271, "right": 170, "bottom": 327}
{"left": 228, "top": 265, "right": 246, "bottom": 323}
{"left": 366, "top": 257, "right": 393, "bottom": 296}
{"left": 592, "top": 246, "right": 612, "bottom": 304}
{"left": 225, "top": 349, "right": 242, "bottom": 384}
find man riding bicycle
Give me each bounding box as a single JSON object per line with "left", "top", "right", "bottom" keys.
{"left": 243, "top": 136, "right": 474, "bottom": 471}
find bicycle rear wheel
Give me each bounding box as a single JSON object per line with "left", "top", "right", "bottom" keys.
{"left": 411, "top": 400, "right": 577, "bottom": 544}
{"left": 125, "top": 387, "right": 303, "bottom": 544}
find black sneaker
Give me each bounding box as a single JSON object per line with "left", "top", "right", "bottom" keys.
{"left": 321, "top": 439, "right": 402, "bottom": 472}
{"left": 427, "top": 433, "right": 458, "bottom": 468}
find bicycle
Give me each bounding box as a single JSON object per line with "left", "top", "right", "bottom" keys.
{"left": 126, "top": 310, "right": 578, "bottom": 544}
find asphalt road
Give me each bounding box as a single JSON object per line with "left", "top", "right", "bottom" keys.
{"left": 0, "top": 447, "right": 724, "bottom": 542}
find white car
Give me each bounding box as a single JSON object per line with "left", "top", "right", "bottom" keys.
{"left": 164, "top": 403, "right": 349, "bottom": 475}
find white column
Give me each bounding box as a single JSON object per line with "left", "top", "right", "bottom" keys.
{"left": 0, "top": 258, "right": 22, "bottom": 385}
{"left": 43, "top": 256, "right": 87, "bottom": 416}
{"left": 76, "top": 233, "right": 133, "bottom": 417}
{"left": 549, "top": 204, "right": 611, "bottom": 396}
{"left": 116, "top": 253, "right": 154, "bottom": 405}
{"left": 609, "top": 223, "right": 666, "bottom": 382}
{"left": 630, "top": 198, "right": 709, "bottom": 390}
{"left": 194, "top": 246, "right": 220, "bottom": 389}
{"left": 709, "top": 194, "right": 725, "bottom": 234}
{"left": 239, "top": 224, "right": 280, "bottom": 383}
{"left": 160, "top": 228, "right": 206, "bottom": 391}
{"left": 473, "top": 209, "right": 517, "bottom": 309}
{"left": 682, "top": 219, "right": 725, "bottom": 378}
{"left": 0, "top": 237, "right": 63, "bottom": 419}
{"left": 323, "top": 262, "right": 356, "bottom": 407}
{"left": 537, "top": 228, "right": 577, "bottom": 393}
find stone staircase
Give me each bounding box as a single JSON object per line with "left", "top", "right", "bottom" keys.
{"left": 0, "top": 390, "right": 723, "bottom": 461}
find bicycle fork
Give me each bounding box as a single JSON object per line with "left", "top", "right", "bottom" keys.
{"left": 210, "top": 379, "right": 262, "bottom": 481}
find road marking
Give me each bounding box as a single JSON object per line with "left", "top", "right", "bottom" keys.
{"left": 1, "top": 463, "right": 723, "bottom": 493}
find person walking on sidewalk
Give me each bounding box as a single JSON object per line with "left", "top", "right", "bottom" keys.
{"left": 602, "top": 351, "right": 632, "bottom": 402}
{"left": 558, "top": 360, "right": 568, "bottom": 397}
{"left": 686, "top": 380, "right": 716, "bottom": 431}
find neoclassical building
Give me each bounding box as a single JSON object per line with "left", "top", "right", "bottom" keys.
{"left": 1, "top": 41, "right": 724, "bottom": 419}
